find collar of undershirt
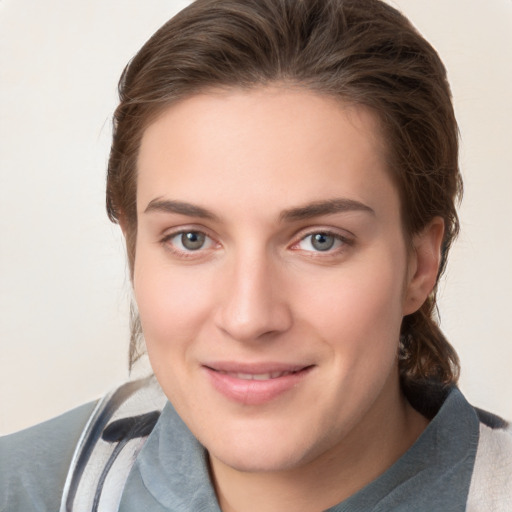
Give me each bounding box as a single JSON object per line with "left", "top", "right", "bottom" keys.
{"left": 119, "top": 387, "right": 479, "bottom": 512}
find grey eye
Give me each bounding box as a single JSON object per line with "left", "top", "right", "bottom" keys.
{"left": 181, "top": 231, "right": 206, "bottom": 250}
{"left": 310, "top": 233, "right": 336, "bottom": 251}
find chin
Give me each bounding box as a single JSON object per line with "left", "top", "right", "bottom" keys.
{"left": 212, "top": 444, "right": 308, "bottom": 473}
{"left": 205, "top": 421, "right": 330, "bottom": 474}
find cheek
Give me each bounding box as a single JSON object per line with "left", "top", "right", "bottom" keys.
{"left": 294, "top": 251, "right": 406, "bottom": 366}
{"left": 133, "top": 256, "right": 214, "bottom": 353}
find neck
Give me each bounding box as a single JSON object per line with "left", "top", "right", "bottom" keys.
{"left": 209, "top": 375, "right": 428, "bottom": 512}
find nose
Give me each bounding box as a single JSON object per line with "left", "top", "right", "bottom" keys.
{"left": 214, "top": 250, "right": 292, "bottom": 342}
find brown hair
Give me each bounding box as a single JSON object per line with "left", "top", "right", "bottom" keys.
{"left": 106, "top": 0, "right": 462, "bottom": 389}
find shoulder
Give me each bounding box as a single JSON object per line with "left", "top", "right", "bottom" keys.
{"left": 467, "top": 408, "right": 512, "bottom": 511}
{"left": 0, "top": 400, "right": 97, "bottom": 512}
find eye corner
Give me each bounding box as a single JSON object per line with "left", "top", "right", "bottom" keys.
{"left": 159, "top": 228, "right": 220, "bottom": 259}
{"left": 289, "top": 229, "right": 355, "bottom": 256}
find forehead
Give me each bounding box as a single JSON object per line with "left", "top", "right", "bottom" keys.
{"left": 136, "top": 86, "right": 397, "bottom": 221}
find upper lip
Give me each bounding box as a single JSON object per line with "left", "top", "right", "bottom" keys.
{"left": 202, "top": 361, "right": 313, "bottom": 374}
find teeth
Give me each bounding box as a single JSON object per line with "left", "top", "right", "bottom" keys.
{"left": 213, "top": 368, "right": 304, "bottom": 380}
{"left": 228, "top": 371, "right": 292, "bottom": 380}
{"left": 248, "top": 373, "right": 270, "bottom": 380}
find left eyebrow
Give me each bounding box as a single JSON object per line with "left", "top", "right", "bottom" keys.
{"left": 279, "top": 198, "right": 375, "bottom": 222}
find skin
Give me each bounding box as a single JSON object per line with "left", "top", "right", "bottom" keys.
{"left": 131, "top": 87, "right": 443, "bottom": 512}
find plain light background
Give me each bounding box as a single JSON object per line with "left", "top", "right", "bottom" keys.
{"left": 1, "top": 0, "right": 511, "bottom": 435}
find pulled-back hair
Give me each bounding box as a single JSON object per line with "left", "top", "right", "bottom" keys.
{"left": 106, "top": 0, "right": 462, "bottom": 390}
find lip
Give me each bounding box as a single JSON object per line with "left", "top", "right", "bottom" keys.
{"left": 202, "top": 362, "right": 314, "bottom": 405}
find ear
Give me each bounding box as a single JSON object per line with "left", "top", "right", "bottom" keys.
{"left": 117, "top": 213, "right": 137, "bottom": 280}
{"left": 118, "top": 213, "right": 129, "bottom": 237}
{"left": 403, "top": 217, "right": 445, "bottom": 316}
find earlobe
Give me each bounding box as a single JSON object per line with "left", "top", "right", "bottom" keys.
{"left": 117, "top": 213, "right": 137, "bottom": 277}
{"left": 403, "top": 217, "right": 445, "bottom": 315}
{"left": 118, "top": 214, "right": 129, "bottom": 237}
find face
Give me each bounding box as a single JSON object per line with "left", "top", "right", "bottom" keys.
{"left": 134, "top": 87, "right": 418, "bottom": 474}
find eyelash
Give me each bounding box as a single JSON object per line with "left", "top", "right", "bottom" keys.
{"left": 160, "top": 228, "right": 353, "bottom": 258}
{"left": 160, "top": 229, "right": 218, "bottom": 258}
{"left": 290, "top": 230, "right": 353, "bottom": 255}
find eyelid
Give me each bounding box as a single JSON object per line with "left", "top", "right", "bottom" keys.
{"left": 160, "top": 226, "right": 220, "bottom": 257}
{"left": 289, "top": 227, "right": 354, "bottom": 252}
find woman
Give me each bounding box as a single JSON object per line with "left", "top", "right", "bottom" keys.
{"left": 2, "top": 0, "right": 511, "bottom": 510}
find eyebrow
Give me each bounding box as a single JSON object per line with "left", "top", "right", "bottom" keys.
{"left": 143, "top": 197, "right": 374, "bottom": 223}
{"left": 144, "top": 198, "right": 219, "bottom": 221}
{"left": 280, "top": 198, "right": 375, "bottom": 222}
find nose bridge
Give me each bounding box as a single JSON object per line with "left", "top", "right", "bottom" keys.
{"left": 215, "top": 244, "right": 291, "bottom": 342}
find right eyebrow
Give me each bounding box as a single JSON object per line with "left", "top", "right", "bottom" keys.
{"left": 143, "top": 198, "right": 220, "bottom": 221}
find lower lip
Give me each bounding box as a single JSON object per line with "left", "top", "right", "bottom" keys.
{"left": 203, "top": 367, "right": 313, "bottom": 405}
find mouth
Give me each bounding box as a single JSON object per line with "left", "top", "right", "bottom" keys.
{"left": 202, "top": 363, "right": 314, "bottom": 405}
{"left": 212, "top": 369, "right": 304, "bottom": 380}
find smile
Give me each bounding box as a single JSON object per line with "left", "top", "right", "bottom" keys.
{"left": 203, "top": 364, "right": 313, "bottom": 405}
{"left": 215, "top": 370, "right": 300, "bottom": 380}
